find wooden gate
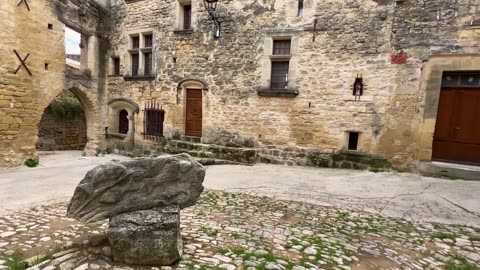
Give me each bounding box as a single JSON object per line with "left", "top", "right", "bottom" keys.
{"left": 433, "top": 72, "right": 480, "bottom": 165}
{"left": 185, "top": 89, "right": 202, "bottom": 137}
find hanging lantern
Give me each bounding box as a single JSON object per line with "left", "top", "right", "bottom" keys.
{"left": 203, "top": 0, "right": 221, "bottom": 38}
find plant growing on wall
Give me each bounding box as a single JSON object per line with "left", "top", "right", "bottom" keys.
{"left": 49, "top": 95, "right": 83, "bottom": 120}
{"left": 24, "top": 158, "right": 39, "bottom": 168}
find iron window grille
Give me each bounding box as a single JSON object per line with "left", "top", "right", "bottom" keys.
{"left": 273, "top": 40, "right": 291, "bottom": 55}
{"left": 131, "top": 53, "right": 139, "bottom": 76}
{"left": 144, "top": 34, "right": 153, "bottom": 48}
{"left": 144, "top": 52, "right": 152, "bottom": 76}
{"left": 143, "top": 101, "right": 165, "bottom": 141}
{"left": 132, "top": 36, "right": 140, "bottom": 49}
{"left": 183, "top": 5, "right": 192, "bottom": 30}
{"left": 271, "top": 62, "right": 289, "bottom": 91}
{"left": 113, "top": 57, "right": 120, "bottom": 75}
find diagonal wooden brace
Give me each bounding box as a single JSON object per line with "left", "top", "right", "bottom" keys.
{"left": 13, "top": 49, "right": 32, "bottom": 76}
{"left": 17, "top": 0, "right": 30, "bottom": 11}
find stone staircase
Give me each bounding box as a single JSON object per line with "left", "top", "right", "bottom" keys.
{"left": 165, "top": 140, "right": 258, "bottom": 165}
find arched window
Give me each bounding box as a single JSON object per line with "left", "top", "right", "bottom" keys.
{"left": 119, "top": 110, "right": 129, "bottom": 134}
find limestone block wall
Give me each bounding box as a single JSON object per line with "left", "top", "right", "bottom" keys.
{"left": 37, "top": 109, "right": 87, "bottom": 151}
{"left": 0, "top": 0, "right": 110, "bottom": 167}
{"left": 106, "top": 0, "right": 480, "bottom": 170}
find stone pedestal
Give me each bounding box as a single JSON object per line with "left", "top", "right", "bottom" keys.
{"left": 107, "top": 206, "right": 183, "bottom": 266}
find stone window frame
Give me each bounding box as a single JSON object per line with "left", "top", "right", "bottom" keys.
{"left": 109, "top": 56, "right": 121, "bottom": 76}
{"left": 174, "top": 0, "right": 195, "bottom": 32}
{"left": 125, "top": 29, "right": 156, "bottom": 80}
{"left": 258, "top": 32, "right": 300, "bottom": 97}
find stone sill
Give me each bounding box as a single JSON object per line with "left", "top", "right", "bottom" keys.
{"left": 124, "top": 76, "right": 155, "bottom": 81}
{"left": 342, "top": 95, "right": 374, "bottom": 102}
{"left": 108, "top": 75, "right": 123, "bottom": 78}
{"left": 270, "top": 55, "right": 291, "bottom": 60}
{"left": 257, "top": 90, "right": 299, "bottom": 97}
{"left": 173, "top": 29, "right": 194, "bottom": 34}
{"left": 108, "top": 133, "right": 127, "bottom": 139}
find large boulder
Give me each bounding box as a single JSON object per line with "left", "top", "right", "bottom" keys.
{"left": 108, "top": 206, "right": 183, "bottom": 265}
{"left": 67, "top": 153, "right": 205, "bottom": 223}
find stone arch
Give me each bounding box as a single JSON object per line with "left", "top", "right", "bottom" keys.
{"left": 107, "top": 98, "right": 140, "bottom": 145}
{"left": 416, "top": 54, "right": 480, "bottom": 162}
{"left": 177, "top": 78, "right": 209, "bottom": 92}
{"left": 35, "top": 80, "right": 102, "bottom": 157}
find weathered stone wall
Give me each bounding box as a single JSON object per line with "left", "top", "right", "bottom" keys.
{"left": 37, "top": 109, "right": 87, "bottom": 151}
{"left": 0, "top": 0, "right": 110, "bottom": 167}
{"left": 105, "top": 0, "right": 480, "bottom": 170}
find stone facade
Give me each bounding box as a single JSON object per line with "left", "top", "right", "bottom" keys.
{"left": 104, "top": 0, "right": 480, "bottom": 170}
{"left": 1, "top": 0, "right": 480, "bottom": 170}
{"left": 0, "top": 0, "right": 110, "bottom": 167}
{"left": 37, "top": 108, "right": 87, "bottom": 151}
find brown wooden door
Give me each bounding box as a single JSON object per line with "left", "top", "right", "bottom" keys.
{"left": 433, "top": 87, "right": 480, "bottom": 165}
{"left": 185, "top": 89, "right": 202, "bottom": 137}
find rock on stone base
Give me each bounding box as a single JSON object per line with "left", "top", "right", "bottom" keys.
{"left": 107, "top": 206, "right": 183, "bottom": 266}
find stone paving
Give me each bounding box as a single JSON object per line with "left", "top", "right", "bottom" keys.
{"left": 0, "top": 190, "right": 479, "bottom": 270}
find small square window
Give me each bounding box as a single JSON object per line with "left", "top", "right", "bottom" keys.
{"left": 273, "top": 40, "right": 291, "bottom": 55}
{"left": 44, "top": 63, "right": 49, "bottom": 70}
{"left": 113, "top": 57, "right": 120, "bottom": 75}
{"left": 144, "top": 34, "right": 153, "bottom": 48}
{"left": 348, "top": 132, "right": 359, "bottom": 151}
{"left": 48, "top": 24, "right": 53, "bottom": 30}
{"left": 131, "top": 36, "right": 140, "bottom": 49}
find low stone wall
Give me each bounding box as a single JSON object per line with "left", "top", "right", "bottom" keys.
{"left": 37, "top": 109, "right": 87, "bottom": 151}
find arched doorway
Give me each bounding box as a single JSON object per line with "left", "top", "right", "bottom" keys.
{"left": 119, "top": 110, "right": 129, "bottom": 134}
{"left": 37, "top": 90, "right": 87, "bottom": 151}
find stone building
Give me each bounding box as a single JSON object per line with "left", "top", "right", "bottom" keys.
{"left": 1, "top": 0, "right": 480, "bottom": 171}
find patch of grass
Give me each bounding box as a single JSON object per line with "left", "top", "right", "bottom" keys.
{"left": 216, "top": 247, "right": 229, "bottom": 255}
{"left": 24, "top": 158, "right": 39, "bottom": 168}
{"left": 468, "top": 236, "right": 480, "bottom": 242}
{"left": 3, "top": 251, "right": 27, "bottom": 270}
{"left": 231, "top": 232, "right": 241, "bottom": 239}
{"left": 198, "top": 226, "right": 218, "bottom": 237}
{"left": 445, "top": 254, "right": 477, "bottom": 270}
{"left": 431, "top": 232, "right": 456, "bottom": 241}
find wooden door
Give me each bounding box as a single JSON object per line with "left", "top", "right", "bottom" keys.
{"left": 119, "top": 110, "right": 129, "bottom": 134}
{"left": 185, "top": 89, "right": 202, "bottom": 137}
{"left": 433, "top": 87, "right": 480, "bottom": 165}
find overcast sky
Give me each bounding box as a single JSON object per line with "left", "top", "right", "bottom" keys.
{"left": 65, "top": 27, "right": 81, "bottom": 55}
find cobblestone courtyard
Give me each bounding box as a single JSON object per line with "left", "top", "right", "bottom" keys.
{"left": 0, "top": 190, "right": 479, "bottom": 270}
{"left": 1, "top": 152, "right": 479, "bottom": 269}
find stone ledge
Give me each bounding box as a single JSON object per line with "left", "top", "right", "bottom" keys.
{"left": 257, "top": 90, "right": 299, "bottom": 97}
{"left": 173, "top": 29, "right": 194, "bottom": 34}
{"left": 123, "top": 76, "right": 155, "bottom": 81}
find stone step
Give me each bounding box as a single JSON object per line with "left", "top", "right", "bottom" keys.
{"left": 166, "top": 140, "right": 257, "bottom": 165}
{"left": 180, "top": 136, "right": 201, "bottom": 143}
{"left": 418, "top": 161, "right": 480, "bottom": 180}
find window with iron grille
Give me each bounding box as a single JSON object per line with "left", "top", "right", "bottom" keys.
{"left": 271, "top": 62, "right": 289, "bottom": 91}
{"left": 113, "top": 57, "right": 120, "bottom": 75}
{"left": 131, "top": 36, "right": 140, "bottom": 49}
{"left": 273, "top": 40, "right": 291, "bottom": 55}
{"left": 131, "top": 53, "right": 139, "bottom": 76}
{"left": 183, "top": 5, "right": 192, "bottom": 30}
{"left": 144, "top": 52, "right": 152, "bottom": 76}
{"left": 297, "top": 0, "right": 304, "bottom": 17}
{"left": 144, "top": 34, "right": 153, "bottom": 48}
{"left": 143, "top": 102, "right": 164, "bottom": 140}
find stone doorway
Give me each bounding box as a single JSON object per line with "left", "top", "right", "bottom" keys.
{"left": 432, "top": 72, "right": 480, "bottom": 165}
{"left": 37, "top": 90, "right": 87, "bottom": 151}
{"left": 185, "top": 89, "right": 203, "bottom": 137}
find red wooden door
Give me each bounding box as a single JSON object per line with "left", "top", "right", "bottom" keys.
{"left": 433, "top": 87, "right": 480, "bottom": 165}
{"left": 185, "top": 89, "right": 202, "bottom": 137}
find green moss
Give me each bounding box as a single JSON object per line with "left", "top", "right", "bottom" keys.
{"left": 445, "top": 254, "right": 477, "bottom": 270}
{"left": 431, "top": 232, "right": 456, "bottom": 241}
{"left": 468, "top": 236, "right": 480, "bottom": 241}
{"left": 369, "top": 158, "right": 392, "bottom": 169}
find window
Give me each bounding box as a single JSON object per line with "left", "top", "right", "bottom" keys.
{"left": 113, "top": 57, "right": 120, "bottom": 75}
{"left": 132, "top": 36, "right": 140, "bottom": 49}
{"left": 131, "top": 53, "right": 139, "bottom": 76}
{"left": 144, "top": 52, "right": 152, "bottom": 76}
{"left": 119, "top": 110, "right": 129, "bottom": 134}
{"left": 348, "top": 132, "right": 359, "bottom": 151}
{"left": 183, "top": 5, "right": 192, "bottom": 30}
{"left": 271, "top": 62, "right": 289, "bottom": 91}
{"left": 128, "top": 32, "right": 154, "bottom": 77}
{"left": 143, "top": 102, "right": 165, "bottom": 140}
{"left": 297, "top": 0, "right": 304, "bottom": 17}
{"left": 273, "top": 40, "right": 291, "bottom": 55}
{"left": 144, "top": 34, "right": 153, "bottom": 48}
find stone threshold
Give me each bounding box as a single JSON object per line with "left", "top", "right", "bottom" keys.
{"left": 418, "top": 161, "right": 480, "bottom": 180}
